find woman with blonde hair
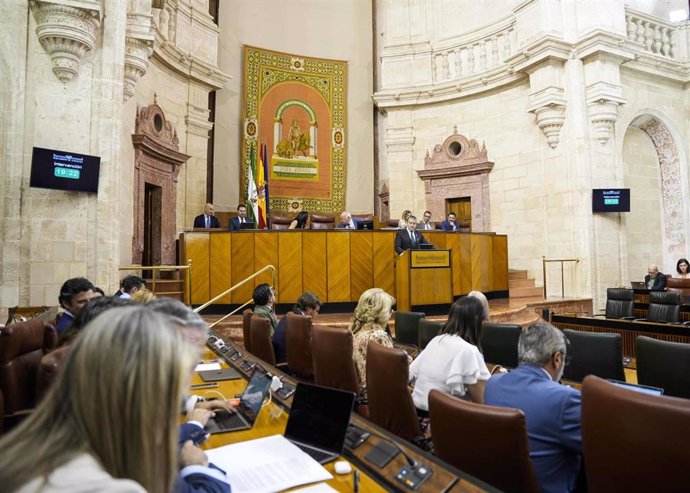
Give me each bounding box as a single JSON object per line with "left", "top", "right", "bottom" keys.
{"left": 0, "top": 306, "right": 196, "bottom": 493}
{"left": 397, "top": 209, "right": 412, "bottom": 229}
{"left": 350, "top": 288, "right": 397, "bottom": 401}
{"left": 130, "top": 287, "right": 156, "bottom": 304}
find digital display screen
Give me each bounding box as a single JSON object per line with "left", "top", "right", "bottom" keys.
{"left": 30, "top": 146, "right": 101, "bottom": 193}
{"left": 592, "top": 189, "right": 630, "bottom": 213}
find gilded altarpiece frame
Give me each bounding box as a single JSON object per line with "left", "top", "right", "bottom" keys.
{"left": 241, "top": 45, "right": 347, "bottom": 213}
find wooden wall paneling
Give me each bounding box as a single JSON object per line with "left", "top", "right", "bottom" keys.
{"left": 373, "top": 232, "right": 396, "bottom": 297}
{"left": 395, "top": 251, "right": 411, "bottom": 311}
{"left": 445, "top": 234, "right": 463, "bottom": 295}
{"left": 210, "top": 233, "right": 232, "bottom": 303}
{"left": 184, "top": 233, "right": 210, "bottom": 304}
{"left": 230, "top": 233, "right": 255, "bottom": 304}
{"left": 327, "top": 232, "right": 351, "bottom": 302}
{"left": 254, "top": 232, "right": 279, "bottom": 290}
{"left": 425, "top": 231, "right": 446, "bottom": 250}
{"left": 470, "top": 235, "right": 492, "bottom": 292}
{"left": 302, "top": 232, "right": 328, "bottom": 302}
{"left": 410, "top": 267, "right": 452, "bottom": 305}
{"left": 350, "top": 232, "right": 374, "bottom": 300}
{"left": 492, "top": 235, "right": 509, "bottom": 291}
{"left": 277, "top": 232, "right": 303, "bottom": 304}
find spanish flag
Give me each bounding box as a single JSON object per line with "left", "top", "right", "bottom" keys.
{"left": 256, "top": 143, "right": 268, "bottom": 229}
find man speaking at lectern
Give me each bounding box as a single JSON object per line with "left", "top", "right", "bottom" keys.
{"left": 395, "top": 215, "right": 429, "bottom": 255}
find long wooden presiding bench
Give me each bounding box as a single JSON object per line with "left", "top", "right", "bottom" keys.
{"left": 195, "top": 331, "right": 497, "bottom": 492}
{"left": 180, "top": 230, "right": 508, "bottom": 306}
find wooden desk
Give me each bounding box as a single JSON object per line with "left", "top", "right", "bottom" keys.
{"left": 196, "top": 334, "right": 496, "bottom": 492}
{"left": 551, "top": 314, "right": 690, "bottom": 358}
{"left": 180, "top": 230, "right": 508, "bottom": 306}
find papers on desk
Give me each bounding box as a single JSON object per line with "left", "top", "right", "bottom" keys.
{"left": 205, "top": 435, "right": 333, "bottom": 493}
{"left": 195, "top": 362, "right": 221, "bottom": 372}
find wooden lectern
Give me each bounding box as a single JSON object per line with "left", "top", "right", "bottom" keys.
{"left": 395, "top": 249, "right": 453, "bottom": 311}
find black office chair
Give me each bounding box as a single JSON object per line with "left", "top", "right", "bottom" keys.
{"left": 638, "top": 291, "right": 683, "bottom": 324}
{"left": 596, "top": 288, "right": 634, "bottom": 319}
{"left": 562, "top": 329, "right": 625, "bottom": 383}
{"left": 418, "top": 319, "right": 443, "bottom": 350}
{"left": 393, "top": 311, "right": 425, "bottom": 346}
{"left": 480, "top": 323, "right": 521, "bottom": 368}
{"left": 636, "top": 336, "right": 690, "bottom": 399}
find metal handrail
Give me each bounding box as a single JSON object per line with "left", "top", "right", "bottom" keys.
{"left": 193, "top": 264, "right": 276, "bottom": 314}
{"left": 119, "top": 260, "right": 192, "bottom": 304}
{"left": 541, "top": 257, "right": 580, "bottom": 298}
{"left": 206, "top": 299, "right": 254, "bottom": 328}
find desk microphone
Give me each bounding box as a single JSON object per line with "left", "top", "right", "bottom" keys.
{"left": 358, "top": 426, "right": 432, "bottom": 490}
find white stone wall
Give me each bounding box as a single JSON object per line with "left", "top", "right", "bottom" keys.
{"left": 214, "top": 0, "right": 374, "bottom": 214}
{"left": 375, "top": 0, "right": 690, "bottom": 309}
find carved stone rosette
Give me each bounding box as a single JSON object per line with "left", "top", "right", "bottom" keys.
{"left": 29, "top": 0, "right": 101, "bottom": 82}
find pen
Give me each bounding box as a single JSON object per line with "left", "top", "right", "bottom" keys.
{"left": 353, "top": 469, "right": 359, "bottom": 493}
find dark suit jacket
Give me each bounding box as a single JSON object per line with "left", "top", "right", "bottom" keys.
{"left": 229, "top": 216, "right": 254, "bottom": 231}
{"left": 272, "top": 308, "right": 302, "bottom": 364}
{"left": 644, "top": 272, "right": 667, "bottom": 291}
{"left": 485, "top": 364, "right": 582, "bottom": 493}
{"left": 193, "top": 214, "right": 220, "bottom": 229}
{"left": 439, "top": 220, "right": 458, "bottom": 232}
{"left": 176, "top": 423, "right": 231, "bottom": 493}
{"left": 395, "top": 228, "right": 428, "bottom": 255}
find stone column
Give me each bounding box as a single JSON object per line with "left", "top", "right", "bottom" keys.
{"left": 383, "top": 109, "right": 416, "bottom": 219}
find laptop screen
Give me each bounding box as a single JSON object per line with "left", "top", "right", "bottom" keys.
{"left": 239, "top": 221, "right": 255, "bottom": 230}
{"left": 356, "top": 220, "right": 374, "bottom": 230}
{"left": 284, "top": 383, "right": 355, "bottom": 453}
{"left": 238, "top": 369, "right": 272, "bottom": 422}
{"left": 608, "top": 379, "right": 664, "bottom": 396}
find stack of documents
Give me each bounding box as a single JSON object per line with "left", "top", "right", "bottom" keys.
{"left": 205, "top": 435, "right": 334, "bottom": 493}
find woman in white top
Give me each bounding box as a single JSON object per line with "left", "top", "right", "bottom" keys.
{"left": 0, "top": 306, "right": 196, "bottom": 493}
{"left": 409, "top": 296, "right": 490, "bottom": 412}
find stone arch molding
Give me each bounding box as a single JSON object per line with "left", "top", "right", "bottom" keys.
{"left": 630, "top": 113, "right": 688, "bottom": 264}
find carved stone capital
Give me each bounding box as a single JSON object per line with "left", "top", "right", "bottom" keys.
{"left": 588, "top": 100, "right": 621, "bottom": 145}
{"left": 124, "top": 37, "right": 154, "bottom": 101}
{"left": 529, "top": 103, "right": 566, "bottom": 149}
{"left": 29, "top": 0, "right": 102, "bottom": 82}
{"left": 124, "top": 7, "right": 155, "bottom": 101}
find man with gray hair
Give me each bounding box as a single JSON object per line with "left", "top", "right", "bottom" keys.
{"left": 484, "top": 322, "right": 581, "bottom": 493}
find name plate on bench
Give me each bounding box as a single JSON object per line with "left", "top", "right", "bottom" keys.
{"left": 410, "top": 250, "right": 450, "bottom": 269}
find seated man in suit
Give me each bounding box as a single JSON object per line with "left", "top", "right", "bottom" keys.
{"left": 485, "top": 322, "right": 581, "bottom": 493}
{"left": 193, "top": 203, "right": 220, "bottom": 229}
{"left": 336, "top": 210, "right": 357, "bottom": 229}
{"left": 394, "top": 215, "right": 429, "bottom": 255}
{"left": 229, "top": 203, "right": 254, "bottom": 230}
{"left": 439, "top": 212, "right": 459, "bottom": 232}
{"left": 272, "top": 291, "right": 322, "bottom": 364}
{"left": 56, "top": 277, "right": 98, "bottom": 335}
{"left": 645, "top": 263, "right": 667, "bottom": 291}
{"left": 418, "top": 210, "right": 435, "bottom": 230}
{"left": 252, "top": 283, "right": 278, "bottom": 336}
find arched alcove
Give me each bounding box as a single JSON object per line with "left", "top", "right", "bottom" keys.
{"left": 626, "top": 114, "right": 688, "bottom": 270}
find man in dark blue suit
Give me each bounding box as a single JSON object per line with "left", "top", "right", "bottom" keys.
{"left": 229, "top": 203, "right": 254, "bottom": 230}
{"left": 439, "top": 212, "right": 459, "bottom": 231}
{"left": 394, "top": 215, "right": 429, "bottom": 254}
{"left": 272, "top": 291, "right": 322, "bottom": 364}
{"left": 644, "top": 263, "right": 666, "bottom": 291}
{"left": 485, "top": 322, "right": 582, "bottom": 493}
{"left": 193, "top": 203, "right": 220, "bottom": 229}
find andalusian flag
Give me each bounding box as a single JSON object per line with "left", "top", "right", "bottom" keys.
{"left": 256, "top": 144, "right": 267, "bottom": 229}
{"left": 246, "top": 143, "right": 259, "bottom": 224}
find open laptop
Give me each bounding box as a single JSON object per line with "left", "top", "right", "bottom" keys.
{"left": 284, "top": 383, "right": 355, "bottom": 464}
{"left": 631, "top": 281, "right": 647, "bottom": 289}
{"left": 356, "top": 220, "right": 374, "bottom": 230}
{"left": 239, "top": 221, "right": 255, "bottom": 230}
{"left": 204, "top": 369, "right": 272, "bottom": 434}
{"left": 199, "top": 367, "right": 241, "bottom": 382}
{"left": 608, "top": 379, "right": 664, "bottom": 396}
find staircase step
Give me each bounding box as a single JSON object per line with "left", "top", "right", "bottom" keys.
{"left": 509, "top": 278, "right": 535, "bottom": 288}
{"left": 509, "top": 286, "right": 544, "bottom": 298}
{"left": 509, "top": 269, "right": 528, "bottom": 280}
